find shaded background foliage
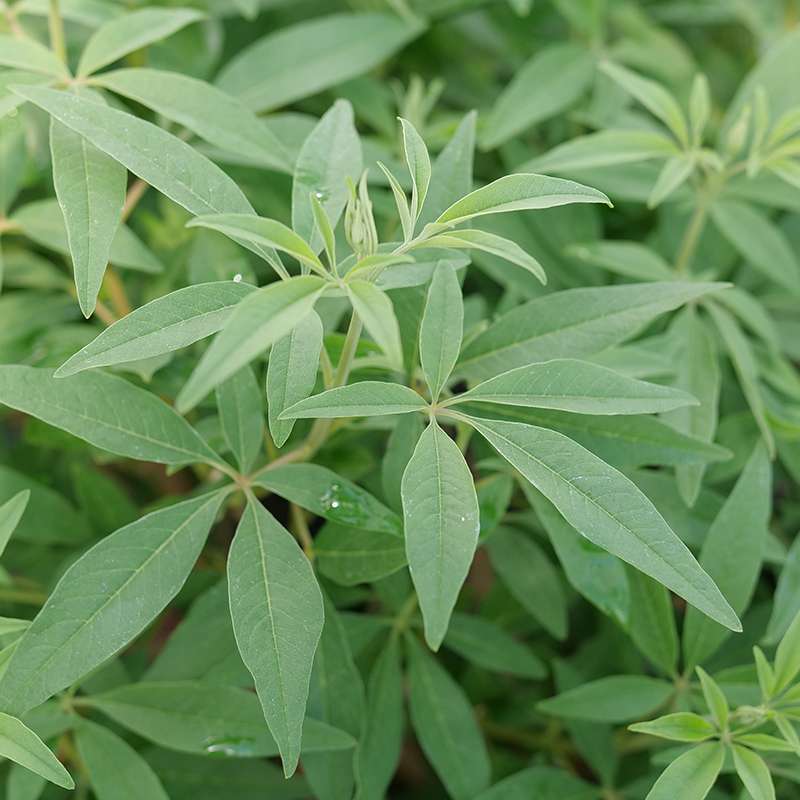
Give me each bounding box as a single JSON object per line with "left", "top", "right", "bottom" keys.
{"left": 1, "top": 0, "right": 800, "bottom": 799}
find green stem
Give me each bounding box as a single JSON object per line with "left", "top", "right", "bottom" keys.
{"left": 48, "top": 0, "right": 67, "bottom": 65}
{"left": 674, "top": 192, "right": 710, "bottom": 275}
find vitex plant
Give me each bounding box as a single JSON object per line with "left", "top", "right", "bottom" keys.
{"left": 0, "top": 1, "right": 799, "bottom": 799}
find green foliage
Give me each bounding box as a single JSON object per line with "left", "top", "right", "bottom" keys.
{"left": 0, "top": 2, "right": 799, "bottom": 798}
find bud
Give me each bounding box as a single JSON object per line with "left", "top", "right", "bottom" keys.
{"left": 345, "top": 171, "right": 378, "bottom": 259}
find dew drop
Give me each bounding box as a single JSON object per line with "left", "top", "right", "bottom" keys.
{"left": 232, "top": 273, "right": 242, "bottom": 283}
{"left": 314, "top": 190, "right": 325, "bottom": 200}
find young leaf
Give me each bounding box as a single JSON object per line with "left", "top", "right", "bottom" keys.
{"left": 0, "top": 34, "right": 67, "bottom": 77}
{"left": 458, "top": 282, "right": 727, "bottom": 381}
{"left": 774, "top": 609, "right": 800, "bottom": 693}
{"left": 281, "top": 381, "right": 427, "bottom": 419}
{"left": 357, "top": 636, "right": 404, "bottom": 800}
{"left": 419, "top": 229, "right": 547, "bottom": 284}
{"left": 696, "top": 667, "right": 729, "bottom": 729}
{"left": 683, "top": 442, "right": 771, "bottom": 669}
{"left": 434, "top": 173, "right": 610, "bottom": 228}
{"left": 76, "top": 720, "right": 169, "bottom": 800}
{"left": 450, "top": 358, "right": 697, "bottom": 414}
{"left": 0, "top": 712, "right": 74, "bottom": 789}
{"left": 0, "top": 366, "right": 223, "bottom": 467}
{"left": 538, "top": 675, "right": 673, "bottom": 722}
{"left": 266, "top": 311, "right": 323, "bottom": 447}
{"left": 600, "top": 61, "right": 689, "bottom": 146}
{"left": 399, "top": 118, "right": 431, "bottom": 224}
{"left": 482, "top": 43, "right": 593, "bottom": 149}
{"left": 227, "top": 497, "right": 325, "bottom": 777}
{"left": 346, "top": 282, "right": 404, "bottom": 370}
{"left": 0, "top": 491, "right": 224, "bottom": 716}
{"left": 419, "top": 262, "right": 463, "bottom": 400}
{"left": 177, "top": 276, "right": 327, "bottom": 413}
{"left": 292, "top": 100, "right": 362, "bottom": 253}
{"left": 629, "top": 713, "right": 716, "bottom": 742}
{"left": 216, "top": 12, "right": 422, "bottom": 112}
{"left": 645, "top": 742, "right": 724, "bottom": 800}
{"left": 254, "top": 463, "right": 401, "bottom": 536}
{"left": 187, "top": 214, "right": 325, "bottom": 274}
{"left": 77, "top": 7, "right": 205, "bottom": 77}
{"left": 94, "top": 68, "right": 290, "bottom": 172}
{"left": 406, "top": 635, "right": 491, "bottom": 800}
{"left": 486, "top": 526, "right": 567, "bottom": 640}
{"left": 377, "top": 161, "right": 414, "bottom": 241}
{"left": 0, "top": 490, "right": 30, "bottom": 559}
{"left": 461, "top": 415, "right": 740, "bottom": 631}
{"left": 50, "top": 112, "right": 126, "bottom": 317}
{"left": 648, "top": 155, "right": 695, "bottom": 208}
{"left": 731, "top": 744, "right": 775, "bottom": 800}
{"left": 56, "top": 281, "right": 255, "bottom": 377}
{"left": 216, "top": 365, "right": 263, "bottom": 473}
{"left": 402, "top": 421, "right": 480, "bottom": 649}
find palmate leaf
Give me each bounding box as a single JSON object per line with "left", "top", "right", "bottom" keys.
{"left": 449, "top": 358, "right": 697, "bottom": 415}
{"left": 401, "top": 421, "right": 480, "bottom": 650}
{"left": 459, "top": 414, "right": 740, "bottom": 631}
{"left": 177, "top": 276, "right": 327, "bottom": 413}
{"left": 227, "top": 497, "right": 324, "bottom": 777}
{"left": 0, "top": 366, "right": 222, "bottom": 467}
{"left": 56, "top": 281, "right": 255, "bottom": 377}
{"left": 0, "top": 491, "right": 225, "bottom": 716}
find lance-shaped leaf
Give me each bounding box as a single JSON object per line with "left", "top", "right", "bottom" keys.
{"left": 82, "top": 682, "right": 354, "bottom": 758}
{"left": 450, "top": 358, "right": 696, "bottom": 415}
{"left": 0, "top": 489, "right": 29, "bottom": 558}
{"left": 0, "top": 491, "right": 224, "bottom": 716}
{"left": 292, "top": 100, "right": 362, "bottom": 253}
{"left": 645, "top": 742, "right": 724, "bottom": 800}
{"left": 458, "top": 282, "right": 727, "bottom": 381}
{"left": 281, "top": 381, "right": 427, "bottom": 419}
{"left": 76, "top": 721, "right": 169, "bottom": 800}
{"left": 626, "top": 567, "right": 679, "bottom": 677}
{"left": 434, "top": 173, "right": 610, "bottom": 228}
{"left": 419, "top": 228, "right": 547, "bottom": 284}
{"left": 357, "top": 637, "right": 404, "bottom": 800}
{"left": 315, "top": 525, "right": 407, "bottom": 586}
{"left": 50, "top": 112, "right": 127, "bottom": 317}
{"left": 94, "top": 68, "right": 290, "bottom": 172}
{"left": 0, "top": 366, "right": 222, "bottom": 467}
{"left": 419, "top": 262, "right": 463, "bottom": 400}
{"left": 227, "top": 498, "right": 324, "bottom": 777}
{"left": 460, "top": 415, "right": 740, "bottom": 631}
{"left": 600, "top": 61, "right": 689, "bottom": 146}
{"left": 177, "top": 276, "right": 326, "bottom": 413}
{"left": 710, "top": 199, "right": 800, "bottom": 293}
{"left": 629, "top": 712, "right": 716, "bottom": 742}
{"left": 77, "top": 7, "right": 205, "bottom": 77}
{"left": 401, "top": 421, "right": 480, "bottom": 650}
{"left": 56, "top": 281, "right": 255, "bottom": 377}
{"left": 538, "top": 675, "right": 673, "bottom": 722}
{"left": 774, "top": 611, "right": 800, "bottom": 693}
{"left": 486, "top": 526, "right": 567, "bottom": 640}
{"left": 567, "top": 240, "right": 674, "bottom": 282}
{"left": 482, "top": 43, "right": 593, "bottom": 150}
{"left": 522, "top": 129, "right": 677, "bottom": 174}
{"left": 188, "top": 214, "right": 324, "bottom": 274}
{"left": 0, "top": 34, "right": 67, "bottom": 77}
{"left": 399, "top": 117, "right": 431, "bottom": 224}
{"left": 216, "top": 12, "right": 422, "bottom": 113}
{"left": 216, "top": 365, "right": 263, "bottom": 473}
{"left": 683, "top": 442, "right": 771, "bottom": 669}
{"left": 731, "top": 745, "right": 775, "bottom": 800}
{"left": 254, "top": 463, "right": 401, "bottom": 536}
{"left": 0, "top": 713, "right": 74, "bottom": 789}
{"left": 406, "top": 635, "right": 490, "bottom": 800}
{"left": 346, "top": 282, "right": 404, "bottom": 369}
{"left": 267, "top": 311, "right": 323, "bottom": 447}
